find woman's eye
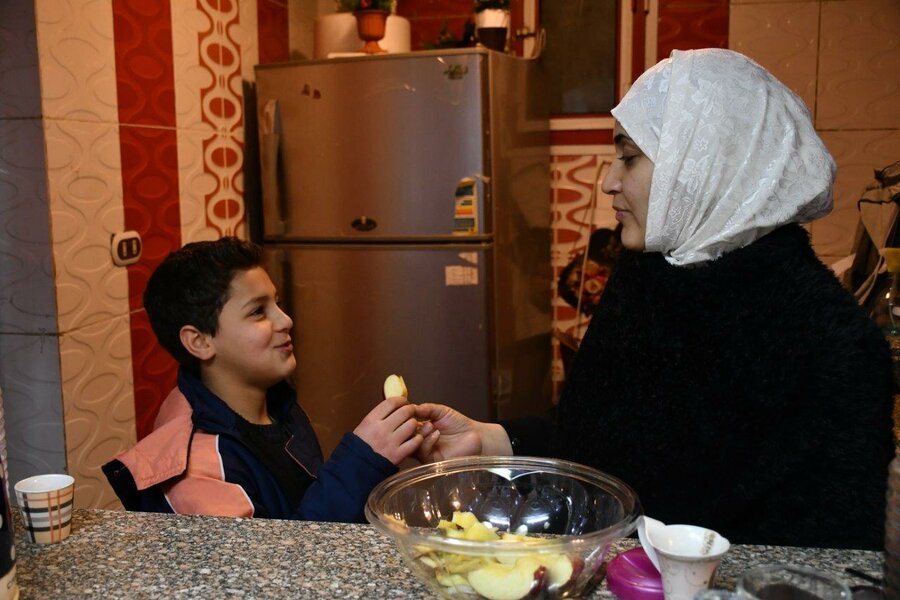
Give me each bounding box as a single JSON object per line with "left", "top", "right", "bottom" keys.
{"left": 617, "top": 154, "right": 637, "bottom": 164}
{"left": 250, "top": 306, "right": 265, "bottom": 317}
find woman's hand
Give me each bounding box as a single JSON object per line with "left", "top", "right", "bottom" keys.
{"left": 413, "top": 403, "right": 513, "bottom": 463}
{"left": 353, "top": 397, "right": 422, "bottom": 465}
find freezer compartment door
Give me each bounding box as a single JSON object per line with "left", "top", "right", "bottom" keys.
{"left": 265, "top": 244, "right": 492, "bottom": 459}
{"left": 256, "top": 52, "right": 488, "bottom": 239}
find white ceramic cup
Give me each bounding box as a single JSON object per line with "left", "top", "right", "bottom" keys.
{"left": 639, "top": 516, "right": 731, "bottom": 600}
{"left": 14, "top": 474, "right": 75, "bottom": 544}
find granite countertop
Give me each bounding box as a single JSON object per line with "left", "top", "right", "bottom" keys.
{"left": 13, "top": 509, "right": 884, "bottom": 599}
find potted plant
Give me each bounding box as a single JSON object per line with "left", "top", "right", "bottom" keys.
{"left": 473, "top": 0, "right": 510, "bottom": 51}
{"left": 335, "top": 0, "right": 397, "bottom": 13}
{"left": 335, "top": 0, "right": 398, "bottom": 53}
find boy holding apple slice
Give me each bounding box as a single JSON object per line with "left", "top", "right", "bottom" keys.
{"left": 103, "top": 237, "right": 428, "bottom": 522}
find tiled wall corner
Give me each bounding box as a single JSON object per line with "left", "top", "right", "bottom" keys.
{"left": 0, "top": 119, "right": 57, "bottom": 334}
{"left": 44, "top": 119, "right": 129, "bottom": 334}
{"left": 817, "top": 0, "right": 900, "bottom": 130}
{"left": 0, "top": 0, "right": 42, "bottom": 120}
{"left": 59, "top": 313, "right": 136, "bottom": 510}
{"left": 0, "top": 332, "right": 66, "bottom": 489}
{"left": 34, "top": 0, "right": 119, "bottom": 123}
{"left": 729, "top": 1, "right": 820, "bottom": 115}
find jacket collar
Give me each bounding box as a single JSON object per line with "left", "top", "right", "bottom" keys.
{"left": 115, "top": 368, "right": 298, "bottom": 491}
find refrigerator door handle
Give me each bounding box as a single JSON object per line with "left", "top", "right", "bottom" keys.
{"left": 261, "top": 99, "right": 286, "bottom": 235}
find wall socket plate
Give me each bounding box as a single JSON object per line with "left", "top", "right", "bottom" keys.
{"left": 111, "top": 231, "right": 142, "bottom": 267}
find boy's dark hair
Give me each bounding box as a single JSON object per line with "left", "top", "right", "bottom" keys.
{"left": 144, "top": 237, "right": 263, "bottom": 371}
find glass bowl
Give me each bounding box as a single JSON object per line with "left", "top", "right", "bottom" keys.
{"left": 365, "top": 456, "right": 642, "bottom": 600}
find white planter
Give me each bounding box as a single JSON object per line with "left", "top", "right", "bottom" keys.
{"left": 313, "top": 13, "right": 411, "bottom": 58}
{"left": 474, "top": 8, "right": 510, "bottom": 29}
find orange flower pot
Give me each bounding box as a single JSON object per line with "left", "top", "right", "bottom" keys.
{"left": 354, "top": 10, "right": 389, "bottom": 54}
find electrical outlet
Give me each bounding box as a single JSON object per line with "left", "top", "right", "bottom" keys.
{"left": 111, "top": 231, "right": 142, "bottom": 267}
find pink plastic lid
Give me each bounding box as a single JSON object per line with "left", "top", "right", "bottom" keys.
{"left": 606, "top": 547, "right": 664, "bottom": 600}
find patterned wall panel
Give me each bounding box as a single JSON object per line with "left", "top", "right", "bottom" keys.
{"left": 657, "top": 1, "right": 729, "bottom": 61}
{"left": 0, "top": 119, "right": 57, "bottom": 334}
{"left": 257, "top": 0, "right": 289, "bottom": 65}
{"left": 0, "top": 0, "right": 42, "bottom": 119}
{"left": 112, "top": 0, "right": 177, "bottom": 128}
{"left": 34, "top": 0, "right": 119, "bottom": 123}
{"left": 729, "top": 2, "right": 820, "bottom": 115}
{"left": 817, "top": 0, "right": 900, "bottom": 130}
{"left": 59, "top": 313, "right": 135, "bottom": 510}
{"left": 549, "top": 150, "right": 616, "bottom": 397}
{"left": 170, "top": 1, "right": 216, "bottom": 133}
{"left": 173, "top": 0, "right": 248, "bottom": 243}
{"left": 0, "top": 332, "right": 66, "bottom": 490}
{"left": 239, "top": 0, "right": 260, "bottom": 86}
{"left": 44, "top": 119, "right": 129, "bottom": 334}
{"left": 177, "top": 128, "right": 226, "bottom": 243}
{"left": 812, "top": 129, "right": 900, "bottom": 259}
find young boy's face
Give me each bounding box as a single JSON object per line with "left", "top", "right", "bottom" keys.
{"left": 206, "top": 266, "right": 296, "bottom": 390}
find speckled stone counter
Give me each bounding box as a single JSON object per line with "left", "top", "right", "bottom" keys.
{"left": 13, "top": 509, "right": 884, "bottom": 599}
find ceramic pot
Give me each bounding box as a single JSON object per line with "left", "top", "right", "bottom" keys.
{"left": 354, "top": 9, "right": 389, "bottom": 54}
{"left": 475, "top": 9, "right": 509, "bottom": 52}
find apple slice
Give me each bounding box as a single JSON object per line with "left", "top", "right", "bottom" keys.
{"left": 383, "top": 374, "right": 408, "bottom": 399}
{"left": 451, "top": 511, "right": 479, "bottom": 530}
{"left": 467, "top": 563, "right": 546, "bottom": 600}
{"left": 463, "top": 521, "right": 501, "bottom": 542}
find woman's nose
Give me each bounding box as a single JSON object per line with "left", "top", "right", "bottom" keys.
{"left": 601, "top": 162, "right": 621, "bottom": 195}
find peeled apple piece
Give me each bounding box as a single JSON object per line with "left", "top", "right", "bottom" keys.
{"left": 383, "top": 374, "right": 408, "bottom": 399}
{"left": 467, "top": 563, "right": 546, "bottom": 600}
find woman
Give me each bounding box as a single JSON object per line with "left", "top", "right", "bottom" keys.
{"left": 415, "top": 49, "right": 894, "bottom": 549}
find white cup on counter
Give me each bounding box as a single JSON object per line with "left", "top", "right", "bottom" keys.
{"left": 14, "top": 474, "right": 75, "bottom": 544}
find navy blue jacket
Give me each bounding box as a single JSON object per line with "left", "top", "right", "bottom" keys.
{"left": 103, "top": 369, "right": 396, "bottom": 522}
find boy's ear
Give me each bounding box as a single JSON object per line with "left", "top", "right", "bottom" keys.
{"left": 179, "top": 325, "right": 216, "bottom": 361}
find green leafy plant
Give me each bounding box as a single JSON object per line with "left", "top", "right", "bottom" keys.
{"left": 474, "top": 0, "right": 510, "bottom": 12}
{"left": 335, "top": 0, "right": 397, "bottom": 12}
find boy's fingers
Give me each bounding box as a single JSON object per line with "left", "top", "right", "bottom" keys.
{"left": 370, "top": 396, "right": 409, "bottom": 420}
{"left": 382, "top": 403, "right": 418, "bottom": 431}
{"left": 392, "top": 416, "right": 419, "bottom": 441}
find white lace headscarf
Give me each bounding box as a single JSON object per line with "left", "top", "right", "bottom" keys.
{"left": 611, "top": 49, "right": 836, "bottom": 266}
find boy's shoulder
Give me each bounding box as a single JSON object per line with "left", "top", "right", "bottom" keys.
{"left": 113, "top": 386, "right": 195, "bottom": 491}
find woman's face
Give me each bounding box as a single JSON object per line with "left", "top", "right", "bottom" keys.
{"left": 602, "top": 122, "right": 654, "bottom": 251}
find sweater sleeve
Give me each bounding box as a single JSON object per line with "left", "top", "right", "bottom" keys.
{"left": 294, "top": 433, "right": 398, "bottom": 523}
{"left": 501, "top": 408, "right": 558, "bottom": 457}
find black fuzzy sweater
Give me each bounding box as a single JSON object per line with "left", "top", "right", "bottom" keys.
{"left": 510, "top": 224, "right": 894, "bottom": 549}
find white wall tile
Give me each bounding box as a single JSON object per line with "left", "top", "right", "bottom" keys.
{"left": 0, "top": 119, "right": 57, "bottom": 334}
{"left": 44, "top": 119, "right": 129, "bottom": 333}
{"left": 34, "top": 0, "right": 118, "bottom": 123}
{"left": 729, "top": 1, "right": 820, "bottom": 114}
{"left": 811, "top": 129, "right": 900, "bottom": 257}
{"left": 817, "top": 0, "right": 900, "bottom": 129}
{"left": 59, "top": 313, "right": 135, "bottom": 510}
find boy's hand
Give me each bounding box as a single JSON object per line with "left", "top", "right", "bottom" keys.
{"left": 353, "top": 397, "right": 423, "bottom": 465}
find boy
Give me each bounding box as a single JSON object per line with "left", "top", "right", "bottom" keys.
{"left": 103, "top": 237, "right": 424, "bottom": 522}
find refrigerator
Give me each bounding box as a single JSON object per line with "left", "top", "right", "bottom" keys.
{"left": 253, "top": 49, "right": 551, "bottom": 458}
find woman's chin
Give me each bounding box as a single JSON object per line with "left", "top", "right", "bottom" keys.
{"left": 620, "top": 230, "right": 646, "bottom": 252}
